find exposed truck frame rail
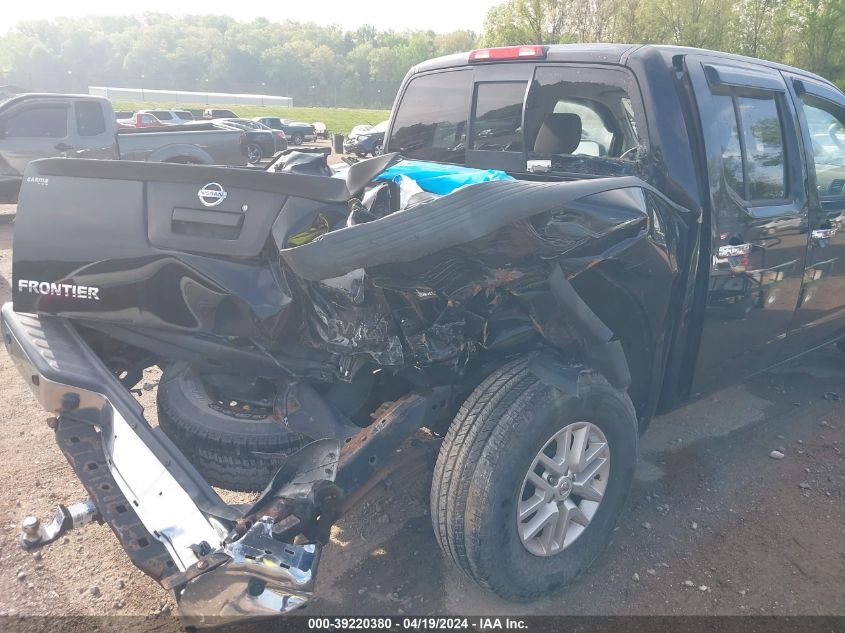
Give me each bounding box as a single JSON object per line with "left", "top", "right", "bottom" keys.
{"left": 2, "top": 302, "right": 462, "bottom": 622}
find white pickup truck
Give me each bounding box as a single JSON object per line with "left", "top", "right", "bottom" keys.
{"left": 0, "top": 94, "right": 248, "bottom": 202}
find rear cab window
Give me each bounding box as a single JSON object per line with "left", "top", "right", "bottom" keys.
{"left": 388, "top": 63, "right": 645, "bottom": 178}
{"left": 471, "top": 82, "right": 526, "bottom": 151}
{"left": 524, "top": 66, "right": 644, "bottom": 175}
{"left": 388, "top": 69, "right": 472, "bottom": 164}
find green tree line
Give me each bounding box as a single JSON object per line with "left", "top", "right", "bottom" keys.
{"left": 0, "top": 16, "right": 476, "bottom": 108}
{"left": 1, "top": 2, "right": 843, "bottom": 109}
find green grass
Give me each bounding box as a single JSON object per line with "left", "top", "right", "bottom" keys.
{"left": 111, "top": 101, "right": 390, "bottom": 135}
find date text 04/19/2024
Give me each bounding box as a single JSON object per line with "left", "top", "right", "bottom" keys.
{"left": 306, "top": 618, "right": 528, "bottom": 630}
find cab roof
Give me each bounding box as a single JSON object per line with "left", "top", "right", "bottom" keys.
{"left": 410, "top": 43, "right": 835, "bottom": 88}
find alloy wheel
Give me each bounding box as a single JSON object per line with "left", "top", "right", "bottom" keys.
{"left": 516, "top": 421, "right": 610, "bottom": 556}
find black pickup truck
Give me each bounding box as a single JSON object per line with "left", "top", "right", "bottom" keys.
{"left": 3, "top": 44, "right": 845, "bottom": 622}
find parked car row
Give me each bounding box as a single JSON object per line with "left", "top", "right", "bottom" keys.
{"left": 111, "top": 104, "right": 393, "bottom": 160}
{"left": 212, "top": 118, "right": 287, "bottom": 164}
{"left": 112, "top": 108, "right": 321, "bottom": 158}
{"left": 253, "top": 117, "right": 316, "bottom": 145}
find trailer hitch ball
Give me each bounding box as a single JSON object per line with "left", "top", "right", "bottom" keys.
{"left": 20, "top": 516, "right": 41, "bottom": 546}
{"left": 18, "top": 499, "right": 99, "bottom": 549}
{"left": 19, "top": 515, "right": 45, "bottom": 549}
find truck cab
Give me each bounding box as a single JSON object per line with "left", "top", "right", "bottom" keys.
{"left": 384, "top": 44, "right": 845, "bottom": 413}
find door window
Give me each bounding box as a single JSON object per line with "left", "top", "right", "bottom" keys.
{"left": 712, "top": 95, "right": 745, "bottom": 198}
{"left": 4, "top": 105, "right": 68, "bottom": 138}
{"left": 714, "top": 92, "right": 787, "bottom": 203}
{"left": 75, "top": 101, "right": 106, "bottom": 137}
{"left": 798, "top": 94, "right": 845, "bottom": 198}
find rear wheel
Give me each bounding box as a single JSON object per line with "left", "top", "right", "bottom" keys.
{"left": 157, "top": 364, "right": 306, "bottom": 491}
{"left": 373, "top": 142, "right": 384, "bottom": 156}
{"left": 246, "top": 143, "right": 263, "bottom": 164}
{"left": 291, "top": 133, "right": 304, "bottom": 146}
{"left": 430, "top": 357, "right": 638, "bottom": 600}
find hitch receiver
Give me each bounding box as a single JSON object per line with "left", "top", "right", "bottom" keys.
{"left": 19, "top": 499, "right": 99, "bottom": 549}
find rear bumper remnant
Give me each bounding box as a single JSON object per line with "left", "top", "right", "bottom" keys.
{"left": 1, "top": 303, "right": 330, "bottom": 623}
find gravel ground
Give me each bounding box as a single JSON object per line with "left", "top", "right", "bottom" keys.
{"left": 0, "top": 208, "right": 842, "bottom": 623}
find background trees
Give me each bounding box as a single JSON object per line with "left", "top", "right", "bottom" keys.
{"left": 481, "top": 0, "right": 845, "bottom": 86}
{"left": 0, "top": 16, "right": 467, "bottom": 108}
{"left": 1, "top": 1, "right": 843, "bottom": 108}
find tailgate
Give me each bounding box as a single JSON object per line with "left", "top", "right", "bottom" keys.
{"left": 12, "top": 158, "right": 307, "bottom": 338}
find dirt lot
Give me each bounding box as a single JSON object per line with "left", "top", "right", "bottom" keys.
{"left": 0, "top": 204, "right": 842, "bottom": 622}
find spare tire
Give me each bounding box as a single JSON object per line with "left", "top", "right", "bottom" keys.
{"left": 156, "top": 364, "right": 307, "bottom": 491}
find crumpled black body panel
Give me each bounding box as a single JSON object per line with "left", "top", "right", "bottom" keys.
{"left": 344, "top": 184, "right": 691, "bottom": 413}
{"left": 278, "top": 177, "right": 649, "bottom": 281}
{"left": 12, "top": 158, "right": 694, "bottom": 416}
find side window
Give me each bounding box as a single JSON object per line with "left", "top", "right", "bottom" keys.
{"left": 470, "top": 82, "right": 526, "bottom": 151}
{"left": 738, "top": 96, "right": 786, "bottom": 199}
{"left": 714, "top": 92, "right": 787, "bottom": 202}
{"left": 798, "top": 94, "right": 845, "bottom": 198}
{"left": 712, "top": 95, "right": 744, "bottom": 197}
{"left": 75, "top": 101, "right": 106, "bottom": 137}
{"left": 388, "top": 70, "right": 473, "bottom": 164}
{"left": 4, "top": 105, "right": 68, "bottom": 138}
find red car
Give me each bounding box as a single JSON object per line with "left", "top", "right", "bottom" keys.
{"left": 116, "top": 112, "right": 169, "bottom": 128}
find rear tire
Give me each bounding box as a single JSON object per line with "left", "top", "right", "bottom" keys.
{"left": 430, "top": 356, "right": 638, "bottom": 600}
{"left": 292, "top": 133, "right": 304, "bottom": 146}
{"left": 157, "top": 365, "right": 306, "bottom": 491}
{"left": 246, "top": 143, "right": 263, "bottom": 164}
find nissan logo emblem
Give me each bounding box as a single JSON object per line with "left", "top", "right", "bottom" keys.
{"left": 197, "top": 182, "right": 227, "bottom": 207}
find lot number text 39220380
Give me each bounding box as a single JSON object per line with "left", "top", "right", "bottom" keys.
{"left": 307, "top": 617, "right": 528, "bottom": 630}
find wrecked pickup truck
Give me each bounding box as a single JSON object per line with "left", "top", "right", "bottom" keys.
{"left": 5, "top": 44, "right": 845, "bottom": 621}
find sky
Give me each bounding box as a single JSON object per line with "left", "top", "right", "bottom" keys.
{"left": 2, "top": 0, "right": 502, "bottom": 34}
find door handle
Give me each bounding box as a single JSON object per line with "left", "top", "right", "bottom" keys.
{"left": 54, "top": 143, "right": 74, "bottom": 152}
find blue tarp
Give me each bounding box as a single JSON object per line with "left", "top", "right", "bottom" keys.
{"left": 375, "top": 160, "right": 514, "bottom": 195}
